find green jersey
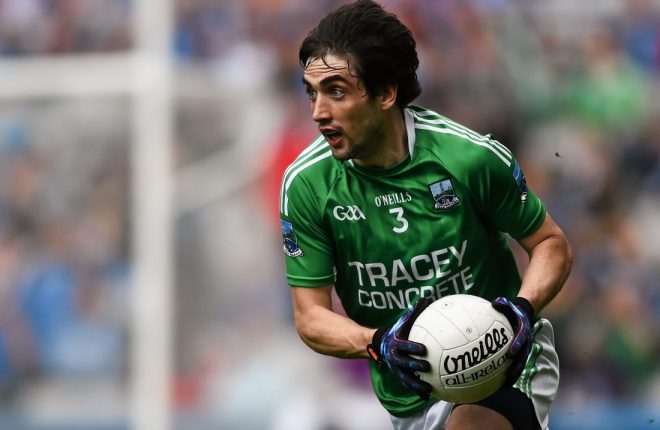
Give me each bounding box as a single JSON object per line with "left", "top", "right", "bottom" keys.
{"left": 279, "top": 105, "right": 546, "bottom": 417}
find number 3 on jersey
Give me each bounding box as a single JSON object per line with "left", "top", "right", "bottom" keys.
{"left": 388, "top": 207, "right": 408, "bottom": 233}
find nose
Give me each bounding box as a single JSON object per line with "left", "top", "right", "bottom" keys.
{"left": 311, "top": 95, "right": 331, "bottom": 124}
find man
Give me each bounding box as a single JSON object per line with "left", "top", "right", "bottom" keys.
{"left": 279, "top": 1, "right": 573, "bottom": 429}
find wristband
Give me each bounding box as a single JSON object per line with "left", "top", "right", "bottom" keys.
{"left": 511, "top": 296, "right": 535, "bottom": 324}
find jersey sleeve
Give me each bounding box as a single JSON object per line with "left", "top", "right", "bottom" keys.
{"left": 280, "top": 174, "right": 335, "bottom": 287}
{"left": 468, "top": 139, "right": 546, "bottom": 239}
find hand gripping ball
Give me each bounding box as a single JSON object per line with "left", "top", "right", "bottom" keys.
{"left": 409, "top": 294, "right": 514, "bottom": 403}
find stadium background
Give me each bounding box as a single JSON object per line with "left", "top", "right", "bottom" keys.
{"left": 0, "top": 0, "right": 658, "bottom": 429}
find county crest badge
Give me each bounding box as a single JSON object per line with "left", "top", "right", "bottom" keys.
{"left": 281, "top": 219, "right": 303, "bottom": 257}
{"left": 429, "top": 179, "right": 460, "bottom": 210}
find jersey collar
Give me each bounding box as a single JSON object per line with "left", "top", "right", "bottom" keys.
{"left": 404, "top": 107, "right": 416, "bottom": 158}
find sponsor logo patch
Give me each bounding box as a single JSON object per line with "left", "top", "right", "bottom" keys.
{"left": 512, "top": 161, "right": 528, "bottom": 202}
{"left": 429, "top": 179, "right": 460, "bottom": 210}
{"left": 281, "top": 219, "right": 303, "bottom": 257}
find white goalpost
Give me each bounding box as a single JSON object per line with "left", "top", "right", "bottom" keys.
{"left": 130, "top": 1, "right": 175, "bottom": 429}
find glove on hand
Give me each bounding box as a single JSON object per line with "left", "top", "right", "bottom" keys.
{"left": 367, "top": 297, "right": 433, "bottom": 400}
{"left": 492, "top": 296, "right": 535, "bottom": 388}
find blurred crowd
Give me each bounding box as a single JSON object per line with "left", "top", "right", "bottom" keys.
{"left": 0, "top": 0, "right": 131, "bottom": 55}
{"left": 0, "top": 98, "right": 130, "bottom": 420}
{"left": 1, "top": 0, "right": 659, "bottom": 429}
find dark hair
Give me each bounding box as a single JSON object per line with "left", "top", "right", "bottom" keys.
{"left": 299, "top": 0, "right": 421, "bottom": 108}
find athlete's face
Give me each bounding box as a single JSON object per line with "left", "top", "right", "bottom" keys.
{"left": 302, "top": 55, "right": 386, "bottom": 162}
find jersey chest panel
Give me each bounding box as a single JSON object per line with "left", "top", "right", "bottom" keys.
{"left": 324, "top": 161, "right": 489, "bottom": 326}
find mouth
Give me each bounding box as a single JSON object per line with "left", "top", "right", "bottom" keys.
{"left": 321, "top": 129, "right": 343, "bottom": 147}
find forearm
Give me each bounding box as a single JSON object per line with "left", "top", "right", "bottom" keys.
{"left": 518, "top": 232, "right": 573, "bottom": 314}
{"left": 295, "top": 302, "right": 375, "bottom": 359}
{"left": 291, "top": 285, "right": 375, "bottom": 359}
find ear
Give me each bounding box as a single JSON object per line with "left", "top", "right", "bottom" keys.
{"left": 378, "top": 83, "right": 398, "bottom": 110}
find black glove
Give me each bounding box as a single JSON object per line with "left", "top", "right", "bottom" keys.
{"left": 367, "top": 297, "right": 433, "bottom": 400}
{"left": 492, "top": 296, "right": 535, "bottom": 388}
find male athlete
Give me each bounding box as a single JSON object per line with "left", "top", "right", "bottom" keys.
{"left": 279, "top": 1, "right": 573, "bottom": 429}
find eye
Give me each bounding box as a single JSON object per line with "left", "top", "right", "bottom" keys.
{"left": 306, "top": 89, "right": 317, "bottom": 101}
{"left": 331, "top": 87, "right": 344, "bottom": 98}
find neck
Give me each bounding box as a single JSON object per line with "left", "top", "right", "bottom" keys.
{"left": 354, "top": 108, "right": 408, "bottom": 170}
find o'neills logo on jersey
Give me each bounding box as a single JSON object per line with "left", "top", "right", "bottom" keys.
{"left": 333, "top": 205, "right": 366, "bottom": 221}
{"left": 374, "top": 192, "right": 412, "bottom": 207}
{"left": 442, "top": 327, "right": 509, "bottom": 375}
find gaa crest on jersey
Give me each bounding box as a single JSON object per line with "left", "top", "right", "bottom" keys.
{"left": 281, "top": 219, "right": 303, "bottom": 257}
{"left": 512, "top": 161, "right": 528, "bottom": 202}
{"left": 429, "top": 179, "right": 460, "bottom": 210}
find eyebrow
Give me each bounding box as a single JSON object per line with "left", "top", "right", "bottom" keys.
{"left": 302, "top": 74, "right": 350, "bottom": 88}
